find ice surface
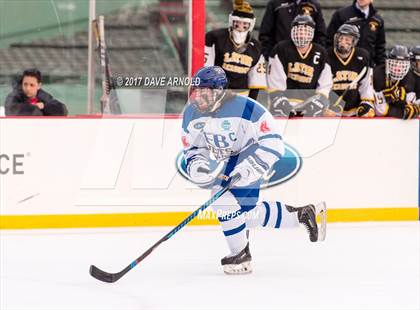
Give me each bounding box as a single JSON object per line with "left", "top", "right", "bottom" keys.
{"left": 1, "top": 222, "right": 419, "bottom": 310}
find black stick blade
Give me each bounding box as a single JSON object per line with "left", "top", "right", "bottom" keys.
{"left": 89, "top": 265, "right": 117, "bottom": 283}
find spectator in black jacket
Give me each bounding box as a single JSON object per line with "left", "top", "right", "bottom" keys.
{"left": 326, "top": 0, "right": 386, "bottom": 66}
{"left": 5, "top": 69, "right": 68, "bottom": 116}
{"left": 259, "top": 0, "right": 327, "bottom": 59}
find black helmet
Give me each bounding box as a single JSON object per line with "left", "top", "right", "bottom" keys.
{"left": 388, "top": 45, "right": 410, "bottom": 61}
{"left": 291, "top": 14, "right": 315, "bottom": 28}
{"left": 334, "top": 24, "right": 360, "bottom": 55}
{"left": 410, "top": 45, "right": 420, "bottom": 74}
{"left": 336, "top": 24, "right": 360, "bottom": 38}
{"left": 291, "top": 15, "right": 315, "bottom": 48}
{"left": 386, "top": 45, "right": 411, "bottom": 81}
{"left": 410, "top": 45, "right": 420, "bottom": 59}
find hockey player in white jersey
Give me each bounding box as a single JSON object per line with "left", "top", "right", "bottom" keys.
{"left": 182, "top": 66, "right": 326, "bottom": 275}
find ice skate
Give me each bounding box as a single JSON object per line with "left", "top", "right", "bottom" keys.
{"left": 286, "top": 201, "right": 327, "bottom": 242}
{"left": 221, "top": 243, "right": 252, "bottom": 275}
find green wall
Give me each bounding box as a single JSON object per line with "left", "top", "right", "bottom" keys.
{"left": 0, "top": 0, "right": 160, "bottom": 114}
{"left": 0, "top": 0, "right": 155, "bottom": 48}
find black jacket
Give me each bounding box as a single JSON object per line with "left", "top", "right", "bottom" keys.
{"left": 259, "top": 0, "right": 327, "bottom": 58}
{"left": 5, "top": 84, "right": 68, "bottom": 116}
{"left": 326, "top": 1, "right": 386, "bottom": 66}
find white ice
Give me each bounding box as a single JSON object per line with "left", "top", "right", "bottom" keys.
{"left": 1, "top": 222, "right": 419, "bottom": 310}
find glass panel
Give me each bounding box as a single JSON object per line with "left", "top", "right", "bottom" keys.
{"left": 0, "top": 0, "right": 190, "bottom": 115}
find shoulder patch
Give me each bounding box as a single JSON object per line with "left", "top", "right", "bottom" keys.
{"left": 181, "top": 136, "right": 189, "bottom": 148}
{"left": 260, "top": 120, "right": 271, "bottom": 133}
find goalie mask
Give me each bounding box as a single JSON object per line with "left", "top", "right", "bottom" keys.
{"left": 410, "top": 45, "right": 420, "bottom": 75}
{"left": 189, "top": 66, "right": 228, "bottom": 113}
{"left": 291, "top": 15, "right": 315, "bottom": 48}
{"left": 334, "top": 24, "right": 360, "bottom": 55}
{"left": 228, "top": 0, "right": 255, "bottom": 45}
{"left": 386, "top": 45, "right": 411, "bottom": 81}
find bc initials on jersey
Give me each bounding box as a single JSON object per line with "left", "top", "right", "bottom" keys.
{"left": 204, "top": 131, "right": 237, "bottom": 161}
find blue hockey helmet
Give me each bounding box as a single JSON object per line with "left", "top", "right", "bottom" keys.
{"left": 193, "top": 66, "right": 228, "bottom": 89}
{"left": 190, "top": 66, "right": 228, "bottom": 112}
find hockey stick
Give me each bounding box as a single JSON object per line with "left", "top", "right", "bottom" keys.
{"left": 385, "top": 60, "right": 390, "bottom": 88}
{"left": 89, "top": 173, "right": 241, "bottom": 283}
{"left": 293, "top": 66, "right": 368, "bottom": 113}
{"left": 92, "top": 17, "right": 108, "bottom": 114}
{"left": 92, "top": 16, "right": 122, "bottom": 114}
{"left": 332, "top": 66, "right": 367, "bottom": 107}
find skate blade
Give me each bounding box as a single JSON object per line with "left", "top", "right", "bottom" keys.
{"left": 223, "top": 262, "right": 252, "bottom": 275}
{"left": 315, "top": 201, "right": 327, "bottom": 242}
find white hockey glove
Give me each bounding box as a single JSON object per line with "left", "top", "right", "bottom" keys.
{"left": 230, "top": 155, "right": 268, "bottom": 187}
{"left": 187, "top": 157, "right": 213, "bottom": 185}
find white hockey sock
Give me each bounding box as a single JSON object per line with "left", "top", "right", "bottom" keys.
{"left": 211, "top": 190, "right": 248, "bottom": 255}
{"left": 246, "top": 200, "right": 299, "bottom": 229}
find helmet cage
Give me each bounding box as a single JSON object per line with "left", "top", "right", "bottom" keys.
{"left": 190, "top": 87, "right": 226, "bottom": 113}
{"left": 291, "top": 24, "right": 314, "bottom": 48}
{"left": 386, "top": 58, "right": 410, "bottom": 81}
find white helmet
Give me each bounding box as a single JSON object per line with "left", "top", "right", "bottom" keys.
{"left": 228, "top": 0, "right": 256, "bottom": 45}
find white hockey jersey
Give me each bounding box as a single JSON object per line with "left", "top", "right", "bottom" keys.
{"left": 181, "top": 94, "right": 284, "bottom": 173}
